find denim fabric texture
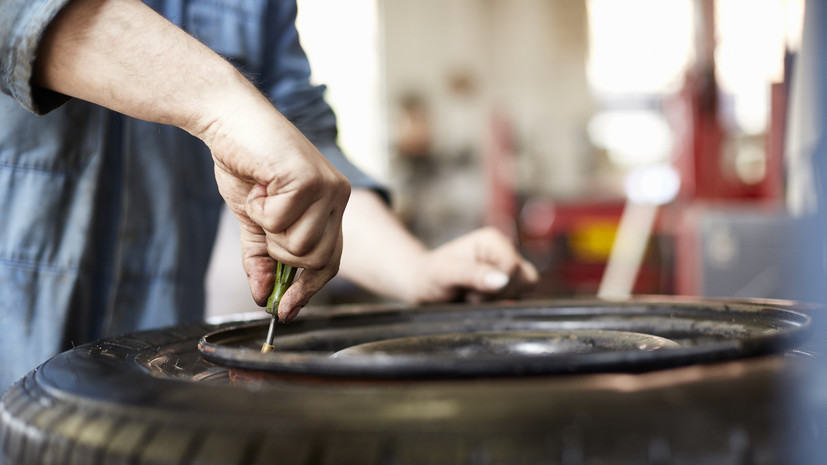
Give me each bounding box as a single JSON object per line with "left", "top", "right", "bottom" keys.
{"left": 0, "top": 0, "right": 383, "bottom": 390}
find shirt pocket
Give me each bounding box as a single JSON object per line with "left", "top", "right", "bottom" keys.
{"left": 185, "top": 0, "right": 266, "bottom": 68}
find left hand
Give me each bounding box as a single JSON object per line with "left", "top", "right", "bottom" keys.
{"left": 410, "top": 227, "right": 539, "bottom": 303}
{"left": 339, "top": 190, "right": 538, "bottom": 305}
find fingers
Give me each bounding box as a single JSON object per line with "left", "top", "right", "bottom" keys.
{"left": 275, "top": 231, "right": 343, "bottom": 321}
{"left": 428, "top": 256, "right": 510, "bottom": 298}
{"left": 241, "top": 225, "right": 343, "bottom": 320}
{"left": 473, "top": 265, "right": 512, "bottom": 293}
{"left": 244, "top": 256, "right": 277, "bottom": 306}
{"left": 233, "top": 171, "right": 346, "bottom": 317}
{"left": 513, "top": 256, "right": 540, "bottom": 294}
{"left": 245, "top": 183, "right": 309, "bottom": 237}
{"left": 240, "top": 226, "right": 342, "bottom": 313}
{"left": 245, "top": 178, "right": 349, "bottom": 269}
{"left": 238, "top": 223, "right": 276, "bottom": 306}
{"left": 472, "top": 228, "right": 539, "bottom": 294}
{"left": 468, "top": 228, "right": 524, "bottom": 273}
{"left": 420, "top": 227, "right": 539, "bottom": 302}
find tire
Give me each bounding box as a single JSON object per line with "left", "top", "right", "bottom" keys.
{"left": 0, "top": 301, "right": 819, "bottom": 465}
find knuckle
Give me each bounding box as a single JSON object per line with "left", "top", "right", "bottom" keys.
{"left": 297, "top": 174, "right": 327, "bottom": 198}
{"left": 301, "top": 253, "right": 328, "bottom": 271}
{"left": 336, "top": 177, "right": 352, "bottom": 198}
{"left": 285, "top": 237, "right": 314, "bottom": 258}
{"left": 302, "top": 176, "right": 323, "bottom": 196}
{"left": 316, "top": 171, "right": 351, "bottom": 201}
{"left": 246, "top": 200, "right": 276, "bottom": 232}
{"left": 265, "top": 242, "right": 286, "bottom": 263}
{"left": 261, "top": 217, "right": 282, "bottom": 233}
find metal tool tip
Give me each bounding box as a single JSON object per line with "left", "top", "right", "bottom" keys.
{"left": 262, "top": 315, "right": 278, "bottom": 354}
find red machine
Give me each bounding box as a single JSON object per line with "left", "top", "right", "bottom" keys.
{"left": 498, "top": 0, "right": 790, "bottom": 298}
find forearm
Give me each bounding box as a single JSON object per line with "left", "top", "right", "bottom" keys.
{"left": 32, "top": 0, "right": 263, "bottom": 141}
{"left": 341, "top": 190, "right": 539, "bottom": 304}
{"left": 339, "top": 189, "right": 428, "bottom": 303}
{"left": 32, "top": 0, "right": 351, "bottom": 317}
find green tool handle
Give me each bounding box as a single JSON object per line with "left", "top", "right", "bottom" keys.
{"left": 265, "top": 261, "right": 298, "bottom": 316}
{"left": 262, "top": 262, "right": 298, "bottom": 353}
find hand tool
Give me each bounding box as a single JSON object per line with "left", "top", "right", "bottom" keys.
{"left": 261, "top": 262, "right": 298, "bottom": 353}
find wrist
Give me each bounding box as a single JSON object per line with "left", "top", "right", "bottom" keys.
{"left": 339, "top": 190, "right": 432, "bottom": 303}
{"left": 384, "top": 243, "right": 433, "bottom": 304}
{"left": 182, "top": 67, "right": 267, "bottom": 146}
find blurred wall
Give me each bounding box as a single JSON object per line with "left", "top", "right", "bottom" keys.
{"left": 382, "top": 0, "right": 595, "bottom": 246}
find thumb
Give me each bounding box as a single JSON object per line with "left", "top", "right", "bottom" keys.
{"left": 276, "top": 269, "right": 319, "bottom": 322}
{"left": 277, "top": 230, "right": 344, "bottom": 321}
{"left": 473, "top": 266, "right": 511, "bottom": 293}
{"left": 436, "top": 258, "right": 511, "bottom": 294}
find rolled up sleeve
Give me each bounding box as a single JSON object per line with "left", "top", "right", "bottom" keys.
{"left": 0, "top": 0, "right": 73, "bottom": 114}
{"left": 260, "top": 1, "right": 390, "bottom": 203}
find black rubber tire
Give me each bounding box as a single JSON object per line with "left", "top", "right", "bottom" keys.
{"left": 0, "top": 306, "right": 820, "bottom": 465}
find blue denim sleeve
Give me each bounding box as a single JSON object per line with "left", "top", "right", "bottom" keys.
{"left": 261, "top": 1, "right": 389, "bottom": 202}
{"left": 0, "top": 0, "right": 73, "bottom": 114}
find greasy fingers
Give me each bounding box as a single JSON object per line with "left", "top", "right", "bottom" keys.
{"left": 277, "top": 230, "right": 344, "bottom": 321}
{"left": 238, "top": 221, "right": 276, "bottom": 306}
{"left": 240, "top": 222, "right": 343, "bottom": 318}
{"left": 244, "top": 256, "right": 278, "bottom": 306}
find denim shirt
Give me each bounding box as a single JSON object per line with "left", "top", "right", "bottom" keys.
{"left": 0, "top": 0, "right": 383, "bottom": 389}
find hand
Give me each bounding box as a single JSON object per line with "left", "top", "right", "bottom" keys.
{"left": 30, "top": 0, "right": 351, "bottom": 319}
{"left": 410, "top": 227, "right": 539, "bottom": 303}
{"left": 208, "top": 103, "right": 350, "bottom": 321}
{"left": 339, "top": 190, "right": 537, "bottom": 305}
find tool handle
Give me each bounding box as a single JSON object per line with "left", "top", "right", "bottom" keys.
{"left": 265, "top": 262, "right": 298, "bottom": 316}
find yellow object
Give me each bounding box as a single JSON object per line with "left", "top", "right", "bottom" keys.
{"left": 568, "top": 219, "right": 618, "bottom": 262}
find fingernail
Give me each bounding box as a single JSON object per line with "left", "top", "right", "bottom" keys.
{"left": 278, "top": 310, "right": 291, "bottom": 323}
{"left": 483, "top": 271, "right": 509, "bottom": 291}
{"left": 285, "top": 306, "right": 303, "bottom": 323}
